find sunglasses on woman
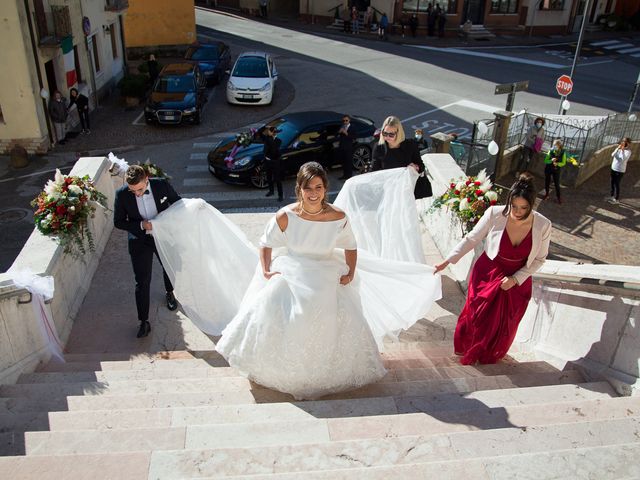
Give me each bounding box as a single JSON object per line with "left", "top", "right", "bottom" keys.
{"left": 382, "top": 131, "right": 397, "bottom": 138}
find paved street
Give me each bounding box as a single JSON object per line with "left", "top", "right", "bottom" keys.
{"left": 1, "top": 7, "right": 639, "bottom": 271}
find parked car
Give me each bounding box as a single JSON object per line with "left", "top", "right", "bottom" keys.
{"left": 226, "top": 52, "right": 277, "bottom": 105}
{"left": 208, "top": 111, "right": 377, "bottom": 188}
{"left": 144, "top": 63, "right": 207, "bottom": 125}
{"left": 184, "top": 41, "right": 231, "bottom": 86}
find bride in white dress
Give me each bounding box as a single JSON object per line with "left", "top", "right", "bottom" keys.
{"left": 152, "top": 162, "right": 441, "bottom": 400}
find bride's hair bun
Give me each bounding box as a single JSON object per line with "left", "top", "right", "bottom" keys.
{"left": 515, "top": 172, "right": 535, "bottom": 191}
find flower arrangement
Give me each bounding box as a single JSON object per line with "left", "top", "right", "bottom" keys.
{"left": 429, "top": 169, "right": 502, "bottom": 234}
{"left": 31, "top": 169, "right": 108, "bottom": 258}
{"left": 140, "top": 159, "right": 170, "bottom": 179}
{"left": 107, "top": 153, "right": 170, "bottom": 179}
{"left": 225, "top": 128, "right": 257, "bottom": 167}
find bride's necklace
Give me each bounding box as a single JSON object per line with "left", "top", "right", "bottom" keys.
{"left": 300, "top": 203, "right": 325, "bottom": 216}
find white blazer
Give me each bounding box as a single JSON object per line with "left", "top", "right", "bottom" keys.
{"left": 445, "top": 205, "right": 552, "bottom": 285}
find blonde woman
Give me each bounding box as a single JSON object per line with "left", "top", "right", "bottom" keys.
{"left": 371, "top": 116, "right": 424, "bottom": 173}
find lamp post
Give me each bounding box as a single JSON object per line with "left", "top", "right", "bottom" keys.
{"left": 558, "top": 0, "right": 591, "bottom": 114}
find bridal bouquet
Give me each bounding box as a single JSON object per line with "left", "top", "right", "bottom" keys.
{"left": 429, "top": 169, "right": 502, "bottom": 234}
{"left": 236, "top": 129, "right": 256, "bottom": 147}
{"left": 31, "top": 169, "right": 108, "bottom": 258}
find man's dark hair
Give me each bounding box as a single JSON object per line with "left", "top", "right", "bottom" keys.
{"left": 125, "top": 165, "right": 147, "bottom": 185}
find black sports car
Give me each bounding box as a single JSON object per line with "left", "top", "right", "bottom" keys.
{"left": 184, "top": 41, "right": 231, "bottom": 86}
{"left": 207, "top": 111, "right": 377, "bottom": 188}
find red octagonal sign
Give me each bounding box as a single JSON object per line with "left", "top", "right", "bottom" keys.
{"left": 556, "top": 75, "right": 573, "bottom": 96}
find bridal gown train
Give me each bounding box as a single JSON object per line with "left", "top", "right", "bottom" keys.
{"left": 151, "top": 168, "right": 442, "bottom": 399}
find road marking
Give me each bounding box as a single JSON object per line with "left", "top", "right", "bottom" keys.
{"left": 193, "top": 142, "right": 220, "bottom": 149}
{"left": 186, "top": 165, "right": 209, "bottom": 173}
{"left": 132, "top": 110, "right": 146, "bottom": 126}
{"left": 190, "top": 153, "right": 208, "bottom": 160}
{"left": 633, "top": 53, "right": 640, "bottom": 58}
{"left": 183, "top": 177, "right": 219, "bottom": 187}
{"left": 408, "top": 45, "right": 567, "bottom": 68}
{"left": 603, "top": 42, "right": 634, "bottom": 50}
{"left": 590, "top": 40, "right": 620, "bottom": 46}
{"left": 402, "top": 100, "right": 499, "bottom": 124}
{"left": 618, "top": 47, "right": 640, "bottom": 54}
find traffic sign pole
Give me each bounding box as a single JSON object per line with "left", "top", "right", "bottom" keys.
{"left": 558, "top": 0, "right": 591, "bottom": 114}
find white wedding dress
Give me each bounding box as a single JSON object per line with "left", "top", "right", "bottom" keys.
{"left": 151, "top": 168, "right": 442, "bottom": 400}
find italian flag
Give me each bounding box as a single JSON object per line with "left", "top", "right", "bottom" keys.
{"left": 61, "top": 36, "right": 77, "bottom": 87}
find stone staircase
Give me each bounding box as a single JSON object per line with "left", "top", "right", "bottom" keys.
{"left": 2, "top": 341, "right": 639, "bottom": 479}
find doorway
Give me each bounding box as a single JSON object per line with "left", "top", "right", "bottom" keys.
{"left": 44, "top": 60, "right": 58, "bottom": 96}
{"left": 463, "top": 0, "right": 486, "bottom": 24}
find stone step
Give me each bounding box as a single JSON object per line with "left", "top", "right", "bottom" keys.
{"left": 21, "top": 361, "right": 557, "bottom": 385}
{"left": 0, "top": 381, "right": 616, "bottom": 430}
{"left": 0, "top": 370, "right": 585, "bottom": 413}
{"left": 147, "top": 418, "right": 640, "bottom": 478}
{"left": 4, "top": 393, "right": 633, "bottom": 438}
{"left": 3, "top": 411, "right": 639, "bottom": 457}
{"left": 204, "top": 443, "right": 640, "bottom": 479}
{"left": 0, "top": 452, "right": 151, "bottom": 480}
{"left": 61, "top": 351, "right": 197, "bottom": 362}
{"left": 37, "top": 357, "right": 228, "bottom": 373}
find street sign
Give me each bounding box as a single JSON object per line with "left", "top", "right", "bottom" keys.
{"left": 556, "top": 75, "right": 574, "bottom": 96}
{"left": 494, "top": 81, "right": 529, "bottom": 95}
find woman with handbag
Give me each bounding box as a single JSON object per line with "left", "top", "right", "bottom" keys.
{"left": 543, "top": 139, "right": 567, "bottom": 204}
{"left": 371, "top": 116, "right": 431, "bottom": 199}
{"left": 517, "top": 117, "right": 545, "bottom": 175}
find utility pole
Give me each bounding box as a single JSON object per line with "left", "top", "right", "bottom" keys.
{"left": 629, "top": 71, "right": 640, "bottom": 113}
{"left": 558, "top": 0, "right": 591, "bottom": 115}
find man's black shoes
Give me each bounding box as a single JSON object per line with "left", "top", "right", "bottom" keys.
{"left": 137, "top": 320, "right": 151, "bottom": 338}
{"left": 166, "top": 291, "right": 178, "bottom": 311}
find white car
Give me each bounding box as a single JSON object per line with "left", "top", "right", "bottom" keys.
{"left": 226, "top": 52, "right": 277, "bottom": 105}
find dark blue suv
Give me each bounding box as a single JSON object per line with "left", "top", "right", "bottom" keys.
{"left": 184, "top": 41, "right": 231, "bottom": 86}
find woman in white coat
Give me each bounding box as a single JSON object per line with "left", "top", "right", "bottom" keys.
{"left": 435, "top": 173, "right": 552, "bottom": 365}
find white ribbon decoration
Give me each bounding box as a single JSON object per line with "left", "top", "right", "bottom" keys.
{"left": 10, "top": 268, "right": 64, "bottom": 362}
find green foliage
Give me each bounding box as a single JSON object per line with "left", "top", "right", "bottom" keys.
{"left": 117, "top": 74, "right": 148, "bottom": 98}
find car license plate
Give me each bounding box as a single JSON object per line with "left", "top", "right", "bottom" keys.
{"left": 164, "top": 115, "right": 175, "bottom": 120}
{"left": 229, "top": 174, "right": 240, "bottom": 178}
{"left": 241, "top": 94, "right": 253, "bottom": 99}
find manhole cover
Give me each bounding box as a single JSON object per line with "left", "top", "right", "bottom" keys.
{"left": 0, "top": 208, "right": 30, "bottom": 224}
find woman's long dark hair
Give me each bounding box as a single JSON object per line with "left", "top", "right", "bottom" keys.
{"left": 295, "top": 162, "right": 329, "bottom": 207}
{"left": 502, "top": 172, "right": 536, "bottom": 219}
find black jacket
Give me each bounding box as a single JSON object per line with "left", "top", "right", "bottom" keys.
{"left": 261, "top": 133, "right": 282, "bottom": 161}
{"left": 372, "top": 139, "right": 425, "bottom": 173}
{"left": 69, "top": 93, "right": 89, "bottom": 111}
{"left": 338, "top": 124, "right": 356, "bottom": 150}
{"left": 114, "top": 178, "right": 181, "bottom": 241}
{"left": 48, "top": 98, "right": 68, "bottom": 123}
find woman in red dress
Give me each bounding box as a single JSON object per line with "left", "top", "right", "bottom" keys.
{"left": 435, "top": 174, "right": 552, "bottom": 365}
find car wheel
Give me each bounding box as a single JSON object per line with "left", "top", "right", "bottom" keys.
{"left": 352, "top": 145, "right": 371, "bottom": 173}
{"left": 250, "top": 164, "right": 269, "bottom": 189}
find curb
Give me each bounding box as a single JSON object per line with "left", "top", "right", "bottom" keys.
{"left": 74, "top": 144, "right": 139, "bottom": 158}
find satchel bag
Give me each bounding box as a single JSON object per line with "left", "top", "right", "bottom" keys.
{"left": 414, "top": 172, "right": 433, "bottom": 199}
{"left": 532, "top": 136, "right": 543, "bottom": 153}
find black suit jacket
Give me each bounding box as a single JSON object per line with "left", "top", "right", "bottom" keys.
{"left": 113, "top": 178, "right": 181, "bottom": 241}
{"left": 338, "top": 125, "right": 356, "bottom": 150}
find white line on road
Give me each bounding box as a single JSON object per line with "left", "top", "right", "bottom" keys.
{"left": 190, "top": 153, "right": 208, "bottom": 160}
{"left": 590, "top": 40, "right": 621, "bottom": 46}
{"left": 407, "top": 45, "right": 567, "bottom": 68}
{"left": 193, "top": 142, "right": 220, "bottom": 149}
{"left": 618, "top": 47, "right": 640, "bottom": 54}
{"left": 603, "top": 43, "right": 634, "bottom": 50}
{"left": 633, "top": 53, "right": 640, "bottom": 58}
{"left": 0, "top": 166, "right": 73, "bottom": 184}
{"left": 183, "top": 177, "right": 219, "bottom": 187}
{"left": 401, "top": 99, "right": 499, "bottom": 124}
{"left": 186, "top": 165, "right": 209, "bottom": 173}
{"left": 132, "top": 110, "right": 146, "bottom": 126}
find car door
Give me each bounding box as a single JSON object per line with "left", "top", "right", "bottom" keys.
{"left": 285, "top": 124, "right": 328, "bottom": 173}
{"left": 268, "top": 56, "right": 278, "bottom": 83}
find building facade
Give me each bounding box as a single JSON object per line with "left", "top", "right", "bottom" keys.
{"left": 0, "top": 0, "right": 128, "bottom": 154}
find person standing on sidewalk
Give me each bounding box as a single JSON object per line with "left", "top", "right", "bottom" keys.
{"left": 378, "top": 12, "right": 389, "bottom": 40}
{"left": 608, "top": 137, "right": 632, "bottom": 204}
{"left": 48, "top": 90, "right": 68, "bottom": 146}
{"left": 517, "top": 117, "right": 545, "bottom": 175}
{"left": 259, "top": 0, "right": 268, "bottom": 18}
{"left": 543, "top": 139, "right": 567, "bottom": 204}
{"left": 69, "top": 87, "right": 90, "bottom": 134}
{"left": 261, "top": 126, "right": 283, "bottom": 201}
{"left": 351, "top": 7, "right": 360, "bottom": 34}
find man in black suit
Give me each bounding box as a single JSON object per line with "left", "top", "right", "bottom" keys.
{"left": 337, "top": 115, "right": 356, "bottom": 180}
{"left": 114, "top": 165, "right": 181, "bottom": 338}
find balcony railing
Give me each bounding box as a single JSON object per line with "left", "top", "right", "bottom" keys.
{"left": 37, "top": 5, "right": 72, "bottom": 47}
{"left": 105, "top": 0, "right": 129, "bottom": 12}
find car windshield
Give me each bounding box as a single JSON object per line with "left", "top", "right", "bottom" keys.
{"left": 232, "top": 57, "right": 269, "bottom": 78}
{"left": 154, "top": 75, "right": 195, "bottom": 93}
{"left": 257, "top": 119, "right": 297, "bottom": 147}
{"left": 185, "top": 47, "right": 218, "bottom": 61}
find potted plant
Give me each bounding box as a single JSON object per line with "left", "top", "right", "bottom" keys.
{"left": 117, "top": 74, "right": 148, "bottom": 108}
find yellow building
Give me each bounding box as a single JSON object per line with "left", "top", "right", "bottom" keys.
{"left": 0, "top": 0, "right": 128, "bottom": 154}
{"left": 123, "top": 0, "right": 196, "bottom": 49}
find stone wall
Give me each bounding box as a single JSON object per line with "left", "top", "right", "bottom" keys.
{"left": 0, "top": 157, "right": 115, "bottom": 385}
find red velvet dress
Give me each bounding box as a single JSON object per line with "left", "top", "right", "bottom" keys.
{"left": 454, "top": 228, "right": 533, "bottom": 365}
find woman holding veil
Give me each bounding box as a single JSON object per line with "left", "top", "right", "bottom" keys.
{"left": 151, "top": 162, "right": 441, "bottom": 400}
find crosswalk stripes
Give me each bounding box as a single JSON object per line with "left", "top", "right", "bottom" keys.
{"left": 587, "top": 39, "right": 640, "bottom": 59}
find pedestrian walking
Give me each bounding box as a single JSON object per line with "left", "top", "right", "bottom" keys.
{"left": 378, "top": 12, "right": 389, "bottom": 40}
{"left": 147, "top": 54, "right": 160, "bottom": 86}
{"left": 543, "top": 139, "right": 567, "bottom": 204}
{"left": 517, "top": 117, "right": 545, "bottom": 175}
{"left": 437, "top": 5, "right": 446, "bottom": 37}
{"left": 259, "top": 0, "right": 268, "bottom": 18}
{"left": 608, "top": 137, "right": 632, "bottom": 204}
{"left": 351, "top": 7, "right": 360, "bottom": 34}
{"left": 69, "top": 87, "right": 90, "bottom": 134}
{"left": 48, "top": 90, "right": 68, "bottom": 146}
{"left": 409, "top": 13, "right": 419, "bottom": 37}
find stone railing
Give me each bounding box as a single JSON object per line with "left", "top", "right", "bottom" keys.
{"left": 420, "top": 151, "right": 640, "bottom": 396}
{"left": 0, "top": 157, "right": 114, "bottom": 385}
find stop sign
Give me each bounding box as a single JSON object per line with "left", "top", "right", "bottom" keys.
{"left": 556, "top": 75, "right": 573, "bottom": 96}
